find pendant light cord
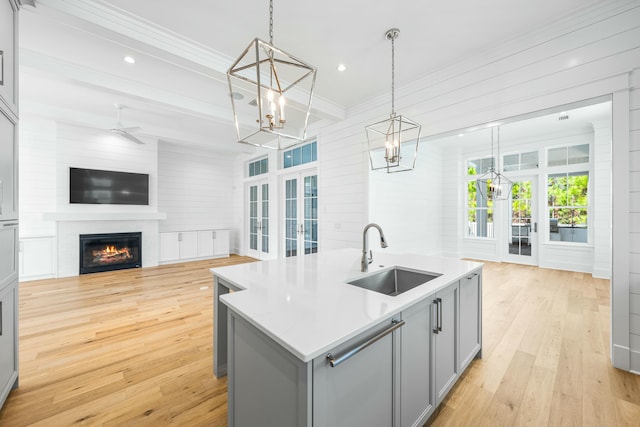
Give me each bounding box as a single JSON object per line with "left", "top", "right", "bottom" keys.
{"left": 391, "top": 33, "right": 395, "bottom": 117}
{"left": 269, "top": 0, "right": 274, "bottom": 45}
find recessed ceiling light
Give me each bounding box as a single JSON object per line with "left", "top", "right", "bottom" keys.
{"left": 124, "top": 56, "right": 136, "bottom": 64}
{"left": 458, "top": 133, "right": 464, "bottom": 137}
{"left": 337, "top": 64, "right": 346, "bottom": 72}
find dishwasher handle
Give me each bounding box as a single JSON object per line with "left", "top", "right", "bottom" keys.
{"left": 326, "top": 319, "right": 405, "bottom": 368}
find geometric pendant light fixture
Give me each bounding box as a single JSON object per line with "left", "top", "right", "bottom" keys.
{"left": 476, "top": 126, "right": 513, "bottom": 201}
{"left": 365, "top": 28, "right": 421, "bottom": 173}
{"left": 227, "top": 0, "right": 317, "bottom": 150}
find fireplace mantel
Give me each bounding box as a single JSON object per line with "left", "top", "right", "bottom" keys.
{"left": 43, "top": 212, "right": 167, "bottom": 221}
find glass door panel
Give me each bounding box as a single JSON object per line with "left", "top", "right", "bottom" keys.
{"left": 505, "top": 178, "right": 537, "bottom": 264}
{"left": 283, "top": 171, "right": 318, "bottom": 258}
{"left": 304, "top": 175, "right": 318, "bottom": 254}
{"left": 247, "top": 181, "right": 269, "bottom": 259}
{"left": 285, "top": 178, "right": 298, "bottom": 257}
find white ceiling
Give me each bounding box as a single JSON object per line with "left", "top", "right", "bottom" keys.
{"left": 18, "top": 0, "right": 610, "bottom": 151}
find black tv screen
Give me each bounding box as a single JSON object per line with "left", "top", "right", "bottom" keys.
{"left": 70, "top": 167, "right": 149, "bottom": 205}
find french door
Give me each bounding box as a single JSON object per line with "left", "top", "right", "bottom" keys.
{"left": 283, "top": 171, "right": 318, "bottom": 257}
{"left": 247, "top": 180, "right": 269, "bottom": 259}
{"left": 504, "top": 177, "right": 537, "bottom": 265}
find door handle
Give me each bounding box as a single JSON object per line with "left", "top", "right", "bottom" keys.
{"left": 432, "top": 299, "right": 439, "bottom": 334}
{"left": 534, "top": 222, "right": 538, "bottom": 233}
{"left": 326, "top": 319, "right": 405, "bottom": 367}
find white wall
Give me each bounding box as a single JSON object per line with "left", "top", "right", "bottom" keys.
{"left": 157, "top": 141, "right": 238, "bottom": 250}
{"left": 369, "top": 142, "right": 444, "bottom": 256}
{"left": 20, "top": 121, "right": 162, "bottom": 277}
{"left": 314, "top": 0, "right": 640, "bottom": 372}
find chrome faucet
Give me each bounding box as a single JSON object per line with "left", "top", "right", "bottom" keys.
{"left": 361, "top": 223, "right": 388, "bottom": 272}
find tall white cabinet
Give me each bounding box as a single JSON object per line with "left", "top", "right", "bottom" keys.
{"left": 0, "top": 0, "right": 19, "bottom": 412}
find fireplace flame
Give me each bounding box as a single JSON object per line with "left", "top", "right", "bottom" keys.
{"left": 92, "top": 245, "right": 133, "bottom": 264}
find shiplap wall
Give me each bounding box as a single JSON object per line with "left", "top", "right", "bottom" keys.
{"left": 315, "top": 0, "right": 640, "bottom": 372}
{"left": 18, "top": 119, "right": 57, "bottom": 237}
{"left": 157, "top": 141, "right": 238, "bottom": 245}
{"left": 368, "top": 142, "right": 444, "bottom": 256}
{"left": 55, "top": 124, "right": 158, "bottom": 213}
{"left": 630, "top": 72, "right": 640, "bottom": 371}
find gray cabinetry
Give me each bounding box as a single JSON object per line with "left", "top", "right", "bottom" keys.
{"left": 313, "top": 316, "right": 402, "bottom": 427}
{"left": 0, "top": 0, "right": 18, "bottom": 412}
{"left": 459, "top": 272, "right": 482, "bottom": 371}
{"left": 400, "top": 298, "right": 435, "bottom": 427}
{"left": 0, "top": 280, "right": 17, "bottom": 406}
{"left": 0, "top": 108, "right": 17, "bottom": 221}
{"left": 433, "top": 281, "right": 459, "bottom": 405}
{"left": 0, "top": 0, "right": 18, "bottom": 113}
{"left": 216, "top": 267, "right": 482, "bottom": 427}
{"left": 227, "top": 311, "right": 312, "bottom": 427}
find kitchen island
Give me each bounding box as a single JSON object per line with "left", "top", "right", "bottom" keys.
{"left": 211, "top": 248, "right": 483, "bottom": 427}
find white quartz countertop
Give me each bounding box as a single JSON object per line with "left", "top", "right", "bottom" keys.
{"left": 211, "top": 248, "right": 482, "bottom": 363}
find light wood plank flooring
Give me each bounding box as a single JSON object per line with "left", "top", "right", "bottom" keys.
{"left": 0, "top": 258, "right": 639, "bottom": 426}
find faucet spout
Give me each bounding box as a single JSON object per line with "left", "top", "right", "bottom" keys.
{"left": 361, "top": 223, "right": 388, "bottom": 272}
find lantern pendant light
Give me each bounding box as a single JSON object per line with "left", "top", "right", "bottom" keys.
{"left": 476, "top": 127, "right": 513, "bottom": 201}
{"left": 365, "top": 28, "right": 422, "bottom": 172}
{"left": 227, "top": 0, "right": 317, "bottom": 150}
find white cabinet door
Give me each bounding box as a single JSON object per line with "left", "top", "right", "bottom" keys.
{"left": 179, "top": 232, "right": 198, "bottom": 260}
{"left": 459, "top": 272, "right": 482, "bottom": 371}
{"left": 313, "top": 316, "right": 401, "bottom": 427}
{"left": 400, "top": 299, "right": 434, "bottom": 427}
{"left": 0, "top": 110, "right": 17, "bottom": 221}
{"left": 197, "top": 230, "right": 214, "bottom": 257}
{"left": 0, "top": 280, "right": 18, "bottom": 408}
{"left": 19, "top": 237, "right": 54, "bottom": 281}
{"left": 0, "top": 0, "right": 18, "bottom": 112}
{"left": 159, "top": 232, "right": 180, "bottom": 262}
{"left": 213, "top": 229, "right": 229, "bottom": 257}
{"left": 433, "top": 281, "right": 459, "bottom": 405}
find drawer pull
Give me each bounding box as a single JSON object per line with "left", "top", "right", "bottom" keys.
{"left": 326, "top": 319, "right": 405, "bottom": 368}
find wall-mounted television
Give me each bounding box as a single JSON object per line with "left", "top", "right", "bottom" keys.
{"left": 70, "top": 167, "right": 149, "bottom": 205}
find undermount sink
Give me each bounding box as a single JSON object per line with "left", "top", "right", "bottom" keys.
{"left": 347, "top": 267, "right": 442, "bottom": 296}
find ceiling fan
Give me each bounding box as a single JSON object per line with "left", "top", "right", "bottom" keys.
{"left": 110, "top": 104, "right": 144, "bottom": 144}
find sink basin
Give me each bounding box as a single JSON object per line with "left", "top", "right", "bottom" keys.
{"left": 347, "top": 267, "right": 441, "bottom": 296}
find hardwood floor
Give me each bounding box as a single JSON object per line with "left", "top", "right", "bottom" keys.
{"left": 0, "top": 256, "right": 257, "bottom": 426}
{"left": 1, "top": 258, "right": 639, "bottom": 426}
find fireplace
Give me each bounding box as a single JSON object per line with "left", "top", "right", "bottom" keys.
{"left": 79, "top": 232, "right": 142, "bottom": 274}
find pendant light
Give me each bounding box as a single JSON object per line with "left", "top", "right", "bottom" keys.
{"left": 365, "top": 28, "right": 421, "bottom": 173}
{"left": 227, "top": 0, "right": 317, "bottom": 150}
{"left": 476, "top": 127, "right": 513, "bottom": 201}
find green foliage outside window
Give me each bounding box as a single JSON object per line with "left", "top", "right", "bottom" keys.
{"left": 548, "top": 173, "right": 588, "bottom": 226}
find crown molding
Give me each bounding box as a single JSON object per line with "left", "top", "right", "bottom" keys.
{"left": 32, "top": 0, "right": 345, "bottom": 122}
{"left": 348, "top": 0, "right": 640, "bottom": 121}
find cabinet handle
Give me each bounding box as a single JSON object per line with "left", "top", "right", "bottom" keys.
{"left": 0, "top": 301, "right": 3, "bottom": 336}
{"left": 212, "top": 231, "right": 217, "bottom": 239}
{"left": 432, "top": 299, "right": 439, "bottom": 334}
{"left": 178, "top": 233, "right": 182, "bottom": 242}
{"left": 326, "top": 319, "right": 405, "bottom": 368}
{"left": 437, "top": 298, "right": 443, "bottom": 332}
{"left": 466, "top": 273, "right": 478, "bottom": 280}
{"left": 3, "top": 222, "right": 18, "bottom": 227}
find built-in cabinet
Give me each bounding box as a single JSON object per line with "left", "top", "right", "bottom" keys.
{"left": 159, "top": 229, "right": 229, "bottom": 263}
{"left": 0, "top": 0, "right": 19, "bottom": 412}
{"left": 19, "top": 236, "right": 55, "bottom": 281}
{"left": 223, "top": 270, "right": 482, "bottom": 427}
